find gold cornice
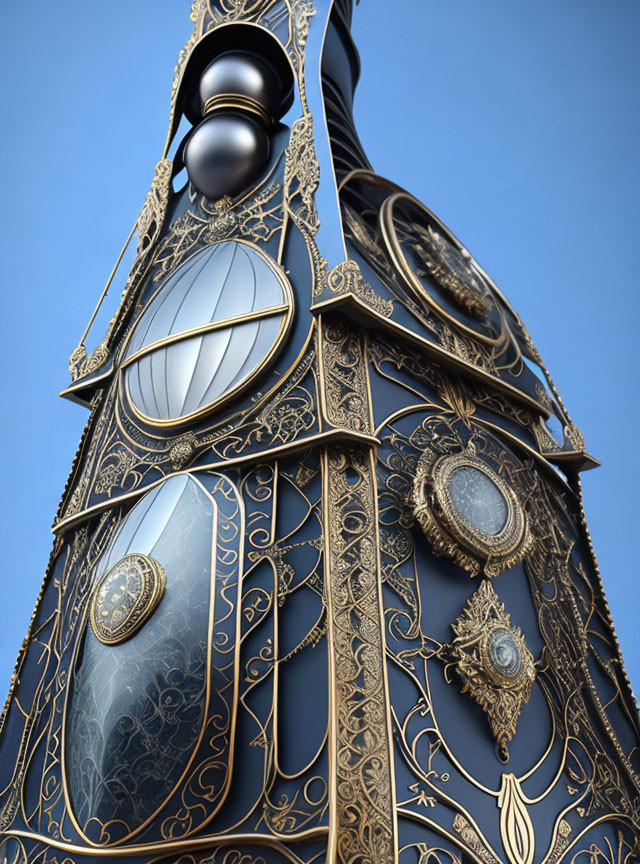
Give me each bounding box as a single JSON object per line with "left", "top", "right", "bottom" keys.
{"left": 52, "top": 428, "right": 381, "bottom": 537}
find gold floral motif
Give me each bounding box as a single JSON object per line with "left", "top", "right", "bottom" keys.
{"left": 137, "top": 159, "right": 174, "bottom": 257}
{"left": 410, "top": 222, "right": 491, "bottom": 320}
{"left": 319, "top": 318, "right": 372, "bottom": 433}
{"left": 445, "top": 580, "right": 535, "bottom": 757}
{"left": 169, "top": 0, "right": 207, "bottom": 110}
{"left": 413, "top": 443, "right": 532, "bottom": 579}
{"left": 326, "top": 259, "right": 393, "bottom": 316}
{"left": 324, "top": 447, "right": 396, "bottom": 864}
{"left": 151, "top": 181, "right": 282, "bottom": 281}
{"left": 284, "top": 116, "right": 320, "bottom": 235}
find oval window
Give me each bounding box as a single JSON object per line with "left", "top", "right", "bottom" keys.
{"left": 122, "top": 240, "right": 293, "bottom": 425}
{"left": 65, "top": 471, "right": 242, "bottom": 843}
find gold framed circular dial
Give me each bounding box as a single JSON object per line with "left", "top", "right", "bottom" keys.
{"left": 413, "top": 447, "right": 532, "bottom": 578}
{"left": 90, "top": 553, "right": 166, "bottom": 645}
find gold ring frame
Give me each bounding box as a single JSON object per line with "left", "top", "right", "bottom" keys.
{"left": 89, "top": 553, "right": 166, "bottom": 646}
{"left": 202, "top": 93, "right": 273, "bottom": 127}
{"left": 413, "top": 446, "right": 532, "bottom": 578}
{"left": 481, "top": 624, "right": 529, "bottom": 690}
{"left": 380, "top": 191, "right": 505, "bottom": 346}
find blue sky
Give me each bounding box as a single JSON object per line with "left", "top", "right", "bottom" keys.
{"left": 0, "top": 0, "right": 638, "bottom": 694}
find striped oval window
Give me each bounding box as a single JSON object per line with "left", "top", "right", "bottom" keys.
{"left": 122, "top": 240, "right": 292, "bottom": 425}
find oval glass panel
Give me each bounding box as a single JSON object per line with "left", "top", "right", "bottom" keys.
{"left": 486, "top": 626, "right": 522, "bottom": 681}
{"left": 122, "top": 241, "right": 292, "bottom": 425}
{"left": 66, "top": 474, "right": 216, "bottom": 841}
{"left": 448, "top": 465, "right": 508, "bottom": 536}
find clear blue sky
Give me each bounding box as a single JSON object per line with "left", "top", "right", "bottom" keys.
{"left": 0, "top": 1, "right": 638, "bottom": 694}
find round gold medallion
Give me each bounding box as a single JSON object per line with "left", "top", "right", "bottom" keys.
{"left": 90, "top": 554, "right": 166, "bottom": 645}
{"left": 413, "top": 448, "right": 532, "bottom": 578}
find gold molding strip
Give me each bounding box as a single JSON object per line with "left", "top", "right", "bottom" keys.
{"left": 322, "top": 445, "right": 397, "bottom": 864}
{"left": 121, "top": 303, "right": 290, "bottom": 369}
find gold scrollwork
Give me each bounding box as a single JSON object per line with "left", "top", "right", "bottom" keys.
{"left": 323, "top": 446, "right": 396, "bottom": 864}
{"left": 284, "top": 115, "right": 329, "bottom": 295}
{"left": 452, "top": 814, "right": 501, "bottom": 864}
{"left": 319, "top": 317, "right": 372, "bottom": 434}
{"left": 151, "top": 181, "right": 283, "bottom": 282}
{"left": 546, "top": 819, "right": 572, "bottom": 864}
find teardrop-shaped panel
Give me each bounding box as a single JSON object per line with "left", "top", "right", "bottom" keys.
{"left": 122, "top": 241, "right": 292, "bottom": 425}
{"left": 64, "top": 473, "right": 240, "bottom": 843}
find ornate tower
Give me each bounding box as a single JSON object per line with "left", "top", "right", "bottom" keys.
{"left": 1, "top": 3, "right": 638, "bottom": 864}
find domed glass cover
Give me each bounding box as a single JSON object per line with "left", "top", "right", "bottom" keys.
{"left": 66, "top": 475, "right": 215, "bottom": 839}
{"left": 448, "top": 465, "right": 508, "bottom": 536}
{"left": 486, "top": 626, "right": 522, "bottom": 680}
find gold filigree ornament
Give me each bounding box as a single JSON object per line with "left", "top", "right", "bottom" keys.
{"left": 446, "top": 580, "right": 535, "bottom": 760}
{"left": 411, "top": 222, "right": 491, "bottom": 320}
{"left": 412, "top": 444, "right": 532, "bottom": 578}
{"left": 90, "top": 553, "right": 166, "bottom": 646}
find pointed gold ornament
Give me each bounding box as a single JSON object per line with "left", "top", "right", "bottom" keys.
{"left": 446, "top": 580, "right": 535, "bottom": 759}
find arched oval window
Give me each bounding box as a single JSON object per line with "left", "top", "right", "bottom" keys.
{"left": 122, "top": 240, "right": 293, "bottom": 425}
{"left": 65, "top": 471, "right": 243, "bottom": 843}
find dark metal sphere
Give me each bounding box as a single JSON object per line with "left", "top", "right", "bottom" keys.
{"left": 198, "top": 53, "right": 281, "bottom": 121}
{"left": 184, "top": 113, "right": 270, "bottom": 199}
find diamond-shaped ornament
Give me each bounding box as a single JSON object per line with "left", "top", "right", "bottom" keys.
{"left": 446, "top": 580, "right": 535, "bottom": 760}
